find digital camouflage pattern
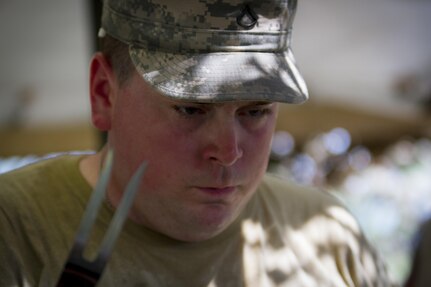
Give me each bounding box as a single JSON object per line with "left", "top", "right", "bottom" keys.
{"left": 101, "top": 0, "right": 308, "bottom": 103}
{"left": 102, "top": 0, "right": 296, "bottom": 53}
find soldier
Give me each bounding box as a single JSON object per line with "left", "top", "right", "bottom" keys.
{"left": 0, "top": 0, "right": 392, "bottom": 286}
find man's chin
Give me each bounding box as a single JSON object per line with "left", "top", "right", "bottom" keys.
{"left": 174, "top": 204, "right": 238, "bottom": 242}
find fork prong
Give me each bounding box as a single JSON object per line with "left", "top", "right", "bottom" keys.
{"left": 93, "top": 161, "right": 147, "bottom": 270}
{"left": 58, "top": 151, "right": 147, "bottom": 285}
{"left": 70, "top": 150, "right": 114, "bottom": 255}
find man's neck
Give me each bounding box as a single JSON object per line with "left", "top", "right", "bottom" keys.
{"left": 79, "top": 148, "right": 105, "bottom": 188}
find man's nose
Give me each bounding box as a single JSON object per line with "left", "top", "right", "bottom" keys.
{"left": 202, "top": 119, "right": 244, "bottom": 166}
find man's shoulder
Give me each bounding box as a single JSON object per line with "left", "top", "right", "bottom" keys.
{"left": 249, "top": 176, "right": 391, "bottom": 286}
{"left": 0, "top": 154, "right": 78, "bottom": 185}
{"left": 255, "top": 173, "right": 359, "bottom": 233}
{"left": 0, "top": 154, "right": 86, "bottom": 208}
{"left": 258, "top": 173, "right": 343, "bottom": 209}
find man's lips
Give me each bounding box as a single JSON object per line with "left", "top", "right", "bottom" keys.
{"left": 195, "top": 186, "right": 237, "bottom": 196}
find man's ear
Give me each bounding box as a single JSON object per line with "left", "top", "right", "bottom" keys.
{"left": 89, "top": 52, "right": 117, "bottom": 131}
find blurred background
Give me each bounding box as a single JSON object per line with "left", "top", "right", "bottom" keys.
{"left": 1, "top": 0, "right": 430, "bottom": 284}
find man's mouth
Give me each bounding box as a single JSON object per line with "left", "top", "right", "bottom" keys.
{"left": 196, "top": 186, "right": 237, "bottom": 196}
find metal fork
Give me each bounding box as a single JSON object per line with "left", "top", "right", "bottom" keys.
{"left": 56, "top": 151, "right": 147, "bottom": 286}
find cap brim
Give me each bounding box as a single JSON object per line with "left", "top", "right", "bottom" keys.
{"left": 129, "top": 46, "right": 308, "bottom": 104}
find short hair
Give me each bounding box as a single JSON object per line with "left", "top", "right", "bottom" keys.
{"left": 99, "top": 34, "right": 135, "bottom": 86}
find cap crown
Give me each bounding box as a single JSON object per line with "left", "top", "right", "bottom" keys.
{"left": 102, "top": 0, "right": 297, "bottom": 52}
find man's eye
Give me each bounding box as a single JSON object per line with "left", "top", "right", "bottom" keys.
{"left": 242, "top": 108, "right": 272, "bottom": 117}
{"left": 174, "top": 105, "right": 205, "bottom": 117}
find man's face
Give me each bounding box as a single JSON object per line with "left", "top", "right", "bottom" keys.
{"left": 108, "top": 73, "right": 278, "bottom": 242}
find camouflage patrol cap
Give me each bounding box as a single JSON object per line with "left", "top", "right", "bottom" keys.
{"left": 101, "top": 0, "right": 308, "bottom": 103}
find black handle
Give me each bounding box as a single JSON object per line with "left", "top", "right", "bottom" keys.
{"left": 56, "top": 262, "right": 101, "bottom": 287}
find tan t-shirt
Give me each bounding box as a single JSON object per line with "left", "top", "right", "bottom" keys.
{"left": 0, "top": 155, "right": 392, "bottom": 286}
